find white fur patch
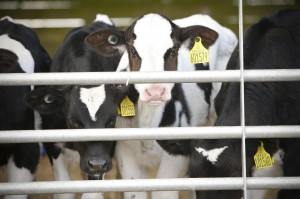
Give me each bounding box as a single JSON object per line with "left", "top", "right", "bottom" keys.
{"left": 51, "top": 150, "right": 77, "bottom": 199}
{"left": 80, "top": 85, "right": 106, "bottom": 121}
{"left": 34, "top": 111, "right": 42, "bottom": 129}
{"left": 94, "top": 14, "right": 113, "bottom": 26}
{"left": 7, "top": 156, "right": 34, "bottom": 182}
{"left": 134, "top": 14, "right": 173, "bottom": 72}
{"left": 132, "top": 14, "right": 175, "bottom": 102}
{"left": 52, "top": 154, "right": 71, "bottom": 181}
{"left": 1, "top": 16, "right": 14, "bottom": 22}
{"left": 0, "top": 34, "right": 34, "bottom": 74}
{"left": 116, "top": 51, "right": 130, "bottom": 72}
{"left": 195, "top": 146, "right": 228, "bottom": 164}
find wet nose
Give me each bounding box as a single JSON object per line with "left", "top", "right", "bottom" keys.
{"left": 87, "top": 158, "right": 108, "bottom": 171}
{"left": 145, "top": 86, "right": 166, "bottom": 101}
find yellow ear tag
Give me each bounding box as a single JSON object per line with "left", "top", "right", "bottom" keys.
{"left": 254, "top": 141, "right": 274, "bottom": 169}
{"left": 189, "top": 36, "right": 209, "bottom": 64}
{"left": 118, "top": 96, "right": 135, "bottom": 117}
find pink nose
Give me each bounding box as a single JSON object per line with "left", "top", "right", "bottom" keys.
{"left": 145, "top": 86, "right": 166, "bottom": 101}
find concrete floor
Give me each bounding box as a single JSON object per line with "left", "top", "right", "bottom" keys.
{"left": 1, "top": 152, "right": 283, "bottom": 199}
{"left": 0, "top": 155, "right": 190, "bottom": 199}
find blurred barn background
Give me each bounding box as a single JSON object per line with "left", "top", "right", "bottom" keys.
{"left": 1, "top": 0, "right": 299, "bottom": 56}
{"left": 0, "top": 0, "right": 299, "bottom": 198}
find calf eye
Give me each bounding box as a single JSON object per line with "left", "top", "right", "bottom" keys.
{"left": 131, "top": 48, "right": 137, "bottom": 56}
{"left": 108, "top": 35, "right": 118, "bottom": 45}
{"left": 170, "top": 47, "right": 177, "bottom": 56}
{"left": 44, "top": 94, "right": 54, "bottom": 104}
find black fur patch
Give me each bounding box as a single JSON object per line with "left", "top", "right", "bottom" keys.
{"left": 195, "top": 63, "right": 212, "bottom": 105}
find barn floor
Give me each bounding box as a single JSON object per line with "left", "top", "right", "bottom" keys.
{"left": 0, "top": 154, "right": 281, "bottom": 199}
{"left": 0, "top": 155, "right": 190, "bottom": 199}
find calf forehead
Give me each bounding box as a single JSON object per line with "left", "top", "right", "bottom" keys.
{"left": 134, "top": 14, "right": 174, "bottom": 56}
{"left": 79, "top": 85, "right": 106, "bottom": 122}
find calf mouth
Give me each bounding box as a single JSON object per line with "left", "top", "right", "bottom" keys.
{"left": 87, "top": 172, "right": 106, "bottom": 180}
{"left": 148, "top": 100, "right": 165, "bottom": 106}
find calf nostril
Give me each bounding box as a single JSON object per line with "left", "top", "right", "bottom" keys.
{"left": 161, "top": 87, "right": 165, "bottom": 96}
{"left": 145, "top": 88, "right": 152, "bottom": 97}
{"left": 88, "top": 159, "right": 107, "bottom": 170}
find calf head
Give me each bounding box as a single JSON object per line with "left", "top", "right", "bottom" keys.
{"left": 24, "top": 84, "right": 126, "bottom": 179}
{"left": 85, "top": 13, "right": 218, "bottom": 105}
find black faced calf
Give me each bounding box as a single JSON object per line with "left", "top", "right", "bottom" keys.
{"left": 25, "top": 14, "right": 125, "bottom": 199}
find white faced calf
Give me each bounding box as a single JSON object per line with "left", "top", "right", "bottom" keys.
{"left": 86, "top": 13, "right": 237, "bottom": 199}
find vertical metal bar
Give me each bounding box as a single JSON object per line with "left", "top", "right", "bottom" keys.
{"left": 238, "top": 0, "right": 248, "bottom": 198}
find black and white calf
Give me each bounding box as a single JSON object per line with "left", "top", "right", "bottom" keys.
{"left": 85, "top": 13, "right": 237, "bottom": 199}
{"left": 25, "top": 14, "right": 125, "bottom": 199}
{"left": 0, "top": 17, "right": 51, "bottom": 199}
{"left": 158, "top": 9, "right": 300, "bottom": 199}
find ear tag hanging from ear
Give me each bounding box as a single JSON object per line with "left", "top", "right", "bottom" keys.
{"left": 254, "top": 141, "right": 274, "bottom": 169}
{"left": 189, "top": 36, "right": 209, "bottom": 64}
{"left": 118, "top": 96, "right": 135, "bottom": 117}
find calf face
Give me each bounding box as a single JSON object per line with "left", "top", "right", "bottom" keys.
{"left": 25, "top": 15, "right": 126, "bottom": 182}
{"left": 85, "top": 13, "right": 218, "bottom": 105}
{"left": 25, "top": 84, "right": 125, "bottom": 178}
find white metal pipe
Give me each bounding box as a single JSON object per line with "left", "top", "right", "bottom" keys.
{"left": 0, "top": 69, "right": 300, "bottom": 86}
{"left": 0, "top": 126, "right": 300, "bottom": 143}
{"left": 238, "top": 0, "right": 247, "bottom": 198}
{"left": 0, "top": 177, "right": 300, "bottom": 195}
{"left": 15, "top": 18, "right": 85, "bottom": 28}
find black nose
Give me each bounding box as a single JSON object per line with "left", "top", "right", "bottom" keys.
{"left": 87, "top": 158, "right": 108, "bottom": 171}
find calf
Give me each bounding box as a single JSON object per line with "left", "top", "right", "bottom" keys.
{"left": 85, "top": 13, "right": 237, "bottom": 199}
{"left": 158, "top": 9, "right": 300, "bottom": 199}
{"left": 24, "top": 14, "right": 125, "bottom": 199}
{"left": 0, "top": 17, "right": 51, "bottom": 199}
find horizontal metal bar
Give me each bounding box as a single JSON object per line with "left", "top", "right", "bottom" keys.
{"left": 13, "top": 17, "right": 134, "bottom": 28}
{"left": 246, "top": 126, "right": 300, "bottom": 138}
{"left": 15, "top": 18, "right": 85, "bottom": 28}
{"left": 0, "top": 126, "right": 299, "bottom": 143}
{"left": 0, "top": 126, "right": 241, "bottom": 143}
{"left": 0, "top": 69, "right": 300, "bottom": 86}
{"left": 1, "top": 177, "right": 300, "bottom": 195}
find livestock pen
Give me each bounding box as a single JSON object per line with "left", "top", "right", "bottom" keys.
{"left": 1, "top": 1, "right": 300, "bottom": 199}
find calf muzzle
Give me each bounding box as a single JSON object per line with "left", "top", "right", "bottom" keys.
{"left": 81, "top": 156, "right": 112, "bottom": 180}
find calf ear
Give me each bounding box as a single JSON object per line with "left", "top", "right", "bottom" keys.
{"left": 179, "top": 25, "right": 219, "bottom": 49}
{"left": 24, "top": 87, "right": 65, "bottom": 115}
{"left": 85, "top": 28, "right": 126, "bottom": 57}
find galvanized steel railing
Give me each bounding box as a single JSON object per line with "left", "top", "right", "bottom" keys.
{"left": 1, "top": 0, "right": 300, "bottom": 196}
{"left": 1, "top": 70, "right": 300, "bottom": 86}
{"left": 1, "top": 177, "right": 300, "bottom": 195}
{"left": 0, "top": 126, "right": 300, "bottom": 143}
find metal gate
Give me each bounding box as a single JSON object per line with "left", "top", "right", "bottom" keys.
{"left": 1, "top": 0, "right": 300, "bottom": 198}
